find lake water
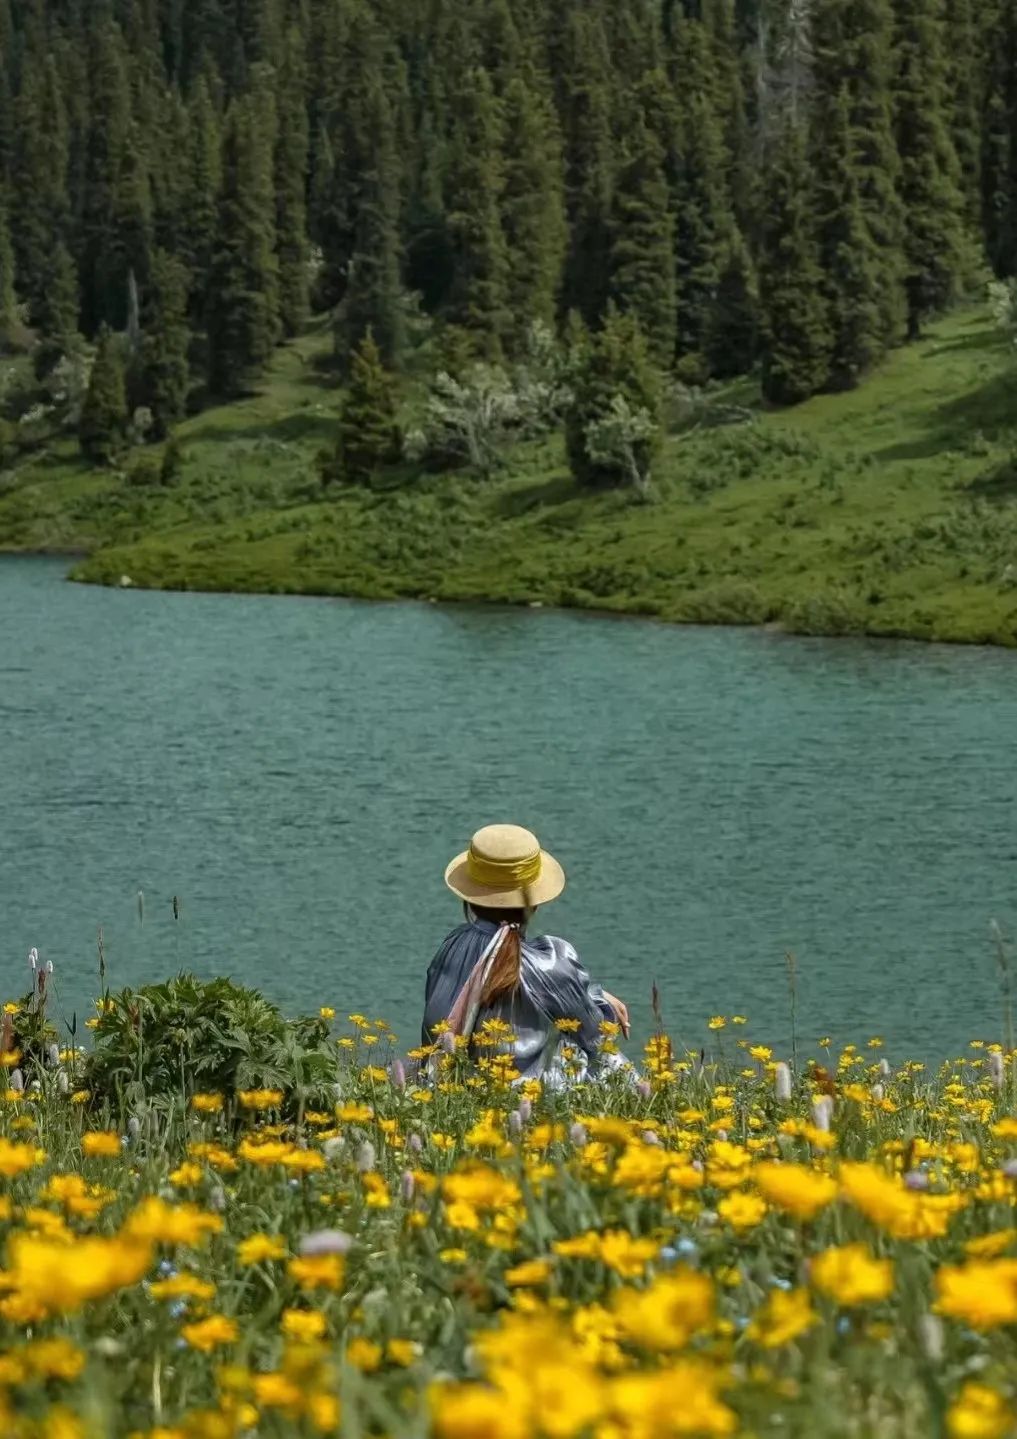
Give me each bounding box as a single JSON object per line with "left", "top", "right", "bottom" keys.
{"left": 3, "top": 553, "right": 1017, "bottom": 1063}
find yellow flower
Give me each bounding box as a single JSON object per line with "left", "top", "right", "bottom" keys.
{"left": 718, "top": 1191, "right": 768, "bottom": 1232}
{"left": 439, "top": 1248, "right": 468, "bottom": 1264}
{"left": 253, "top": 1372, "right": 304, "bottom": 1413}
{"left": 965, "top": 1230, "right": 1017, "bottom": 1259}
{"left": 237, "top": 1231, "right": 286, "bottom": 1266}
{"left": 22, "top": 1337, "right": 86, "bottom": 1381}
{"left": 946, "top": 1382, "right": 1014, "bottom": 1439}
{"left": 0, "top": 1233, "right": 151, "bottom": 1319}
{"left": 612, "top": 1269, "right": 715, "bottom": 1351}
{"left": 237, "top": 1088, "right": 284, "bottom": 1109}
{"left": 281, "top": 1308, "right": 327, "bottom": 1340}
{"left": 124, "top": 1197, "right": 223, "bottom": 1247}
{"left": 180, "top": 1314, "right": 238, "bottom": 1352}
{"left": 608, "top": 1361, "right": 736, "bottom": 1437}
{"left": 346, "top": 1337, "right": 382, "bottom": 1372}
{"left": 749, "top": 1045, "right": 773, "bottom": 1062}
{"left": 386, "top": 1338, "right": 419, "bottom": 1367}
{"left": 320, "top": 1007, "right": 336, "bottom": 1020}
{"left": 555, "top": 1018, "right": 581, "bottom": 1032}
{"left": 82, "top": 1130, "right": 121, "bottom": 1157}
{"left": 934, "top": 1260, "right": 1017, "bottom": 1329}
{"left": 190, "top": 1093, "right": 224, "bottom": 1112}
{"left": 431, "top": 1383, "right": 529, "bottom": 1439}
{"left": 168, "top": 1161, "right": 204, "bottom": 1187}
{"left": 991, "top": 1117, "right": 1017, "bottom": 1139}
{"left": 288, "top": 1253, "right": 345, "bottom": 1291}
{"left": 708, "top": 1016, "right": 727, "bottom": 1030}
{"left": 504, "top": 1257, "right": 552, "bottom": 1287}
{"left": 150, "top": 1273, "right": 217, "bottom": 1302}
{"left": 810, "top": 1244, "right": 893, "bottom": 1306}
{"left": 753, "top": 1162, "right": 837, "bottom": 1221}
{"left": 0, "top": 1137, "right": 46, "bottom": 1177}
{"left": 747, "top": 1288, "right": 818, "bottom": 1348}
{"left": 597, "top": 1229, "right": 659, "bottom": 1278}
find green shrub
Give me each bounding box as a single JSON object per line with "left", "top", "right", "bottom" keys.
{"left": 81, "top": 973, "right": 337, "bottom": 1114}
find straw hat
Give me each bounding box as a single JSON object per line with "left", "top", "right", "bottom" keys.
{"left": 445, "top": 824, "right": 566, "bottom": 909}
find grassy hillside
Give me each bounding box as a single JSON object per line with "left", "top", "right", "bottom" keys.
{"left": 3, "top": 306, "right": 1017, "bottom": 645}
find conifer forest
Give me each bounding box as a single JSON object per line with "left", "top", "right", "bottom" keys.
{"left": 1, "top": 0, "right": 1015, "bottom": 422}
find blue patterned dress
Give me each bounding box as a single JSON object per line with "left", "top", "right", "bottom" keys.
{"left": 421, "top": 918, "right": 623, "bottom": 1083}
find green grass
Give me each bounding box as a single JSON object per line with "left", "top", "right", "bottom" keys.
{"left": 3, "top": 307, "right": 1017, "bottom": 644}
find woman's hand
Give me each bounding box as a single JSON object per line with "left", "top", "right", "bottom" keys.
{"left": 601, "top": 990, "right": 630, "bottom": 1038}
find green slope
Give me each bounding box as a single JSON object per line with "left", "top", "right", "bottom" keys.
{"left": 3, "top": 307, "right": 1017, "bottom": 645}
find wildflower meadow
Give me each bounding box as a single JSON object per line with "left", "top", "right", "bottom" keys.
{"left": 1, "top": 962, "right": 1017, "bottom": 1439}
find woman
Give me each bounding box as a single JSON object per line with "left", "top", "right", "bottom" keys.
{"left": 422, "top": 823, "right": 630, "bottom": 1084}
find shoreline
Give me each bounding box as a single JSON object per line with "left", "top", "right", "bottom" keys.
{"left": 51, "top": 554, "right": 1017, "bottom": 653}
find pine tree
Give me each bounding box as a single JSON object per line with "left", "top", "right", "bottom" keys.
{"left": 324, "top": 330, "right": 399, "bottom": 485}
{"left": 558, "top": 10, "right": 615, "bottom": 328}
{"left": 337, "top": 80, "right": 404, "bottom": 368}
{"left": 138, "top": 249, "right": 191, "bottom": 438}
{"left": 501, "top": 74, "right": 566, "bottom": 352}
{"left": 206, "top": 96, "right": 280, "bottom": 397}
{"left": 79, "top": 23, "right": 142, "bottom": 334}
{"left": 80, "top": 325, "right": 128, "bottom": 463}
{"left": 609, "top": 115, "right": 676, "bottom": 369}
{"left": 0, "top": 196, "right": 15, "bottom": 346}
{"left": 274, "top": 27, "right": 309, "bottom": 337}
{"left": 758, "top": 119, "right": 832, "bottom": 404}
{"left": 893, "top": 0, "right": 967, "bottom": 336}
{"left": 942, "top": 0, "right": 983, "bottom": 227}
{"left": 704, "top": 229, "right": 758, "bottom": 379}
{"left": 981, "top": 0, "right": 1017, "bottom": 277}
{"left": 810, "top": 0, "right": 906, "bottom": 352}
{"left": 11, "top": 53, "right": 70, "bottom": 318}
{"left": 183, "top": 78, "right": 222, "bottom": 324}
{"left": 33, "top": 241, "right": 80, "bottom": 378}
{"left": 565, "top": 307, "right": 662, "bottom": 490}
{"left": 812, "top": 83, "right": 883, "bottom": 388}
{"left": 443, "top": 67, "right": 509, "bottom": 360}
{"left": 671, "top": 21, "right": 735, "bottom": 372}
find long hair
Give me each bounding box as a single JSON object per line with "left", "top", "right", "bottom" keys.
{"left": 466, "top": 903, "right": 528, "bottom": 1007}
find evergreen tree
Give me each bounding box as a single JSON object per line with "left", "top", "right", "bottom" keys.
{"left": 183, "top": 78, "right": 222, "bottom": 323}
{"left": 324, "top": 329, "right": 399, "bottom": 485}
{"left": 942, "top": 0, "right": 983, "bottom": 227}
{"left": 981, "top": 0, "right": 1017, "bottom": 277}
{"left": 206, "top": 96, "right": 279, "bottom": 396}
{"left": 10, "top": 53, "right": 69, "bottom": 317}
{"left": 758, "top": 118, "right": 832, "bottom": 404}
{"left": 138, "top": 248, "right": 191, "bottom": 438}
{"left": 812, "top": 83, "right": 883, "bottom": 387}
{"left": 80, "top": 325, "right": 128, "bottom": 463}
{"left": 443, "top": 67, "right": 509, "bottom": 359}
{"left": 501, "top": 74, "right": 566, "bottom": 352}
{"left": 79, "top": 23, "right": 144, "bottom": 334}
{"left": 893, "top": 0, "right": 967, "bottom": 336}
{"left": 704, "top": 229, "right": 758, "bottom": 378}
{"left": 0, "top": 197, "right": 15, "bottom": 346}
{"left": 337, "top": 80, "right": 404, "bottom": 368}
{"left": 671, "top": 21, "right": 736, "bottom": 372}
{"left": 558, "top": 10, "right": 615, "bottom": 327}
{"left": 565, "top": 308, "right": 661, "bottom": 490}
{"left": 810, "top": 0, "right": 906, "bottom": 351}
{"left": 609, "top": 116, "right": 676, "bottom": 369}
{"left": 274, "top": 27, "right": 309, "bottom": 337}
{"left": 33, "top": 241, "right": 80, "bottom": 378}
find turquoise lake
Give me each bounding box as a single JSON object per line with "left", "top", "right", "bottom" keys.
{"left": 3, "top": 553, "right": 1017, "bottom": 1062}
